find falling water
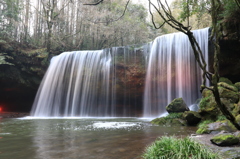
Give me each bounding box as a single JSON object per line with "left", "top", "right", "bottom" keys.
{"left": 143, "top": 28, "right": 209, "bottom": 117}
{"left": 31, "top": 46, "right": 147, "bottom": 117}
{"left": 31, "top": 28, "right": 209, "bottom": 117}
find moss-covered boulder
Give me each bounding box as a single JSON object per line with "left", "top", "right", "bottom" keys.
{"left": 236, "top": 114, "right": 240, "bottom": 125}
{"left": 199, "top": 81, "right": 240, "bottom": 121}
{"left": 151, "top": 113, "right": 187, "bottom": 126}
{"left": 232, "top": 103, "right": 240, "bottom": 116}
{"left": 210, "top": 133, "right": 239, "bottom": 146}
{"left": 183, "top": 111, "right": 201, "bottom": 126}
{"left": 166, "top": 98, "right": 189, "bottom": 113}
{"left": 202, "top": 88, "right": 214, "bottom": 98}
{"left": 207, "top": 120, "right": 237, "bottom": 133}
{"left": 219, "top": 77, "right": 233, "bottom": 85}
{"left": 198, "top": 95, "right": 219, "bottom": 120}
{"left": 234, "top": 82, "right": 240, "bottom": 91}
{"left": 234, "top": 131, "right": 240, "bottom": 139}
{"left": 218, "top": 83, "right": 239, "bottom": 103}
{"left": 196, "top": 120, "right": 214, "bottom": 134}
{"left": 151, "top": 118, "right": 186, "bottom": 126}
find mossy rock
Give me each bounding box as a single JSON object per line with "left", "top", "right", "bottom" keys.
{"left": 207, "top": 120, "right": 238, "bottom": 133}
{"left": 151, "top": 117, "right": 167, "bottom": 125}
{"left": 234, "top": 131, "right": 240, "bottom": 139}
{"left": 218, "top": 85, "right": 239, "bottom": 103}
{"left": 202, "top": 88, "right": 213, "bottom": 98}
{"left": 151, "top": 113, "right": 187, "bottom": 126}
{"left": 170, "top": 118, "right": 187, "bottom": 126}
{"left": 210, "top": 133, "right": 239, "bottom": 146}
{"left": 196, "top": 126, "right": 211, "bottom": 134}
{"left": 220, "top": 98, "right": 236, "bottom": 112}
{"left": 196, "top": 120, "right": 214, "bottom": 134}
{"left": 183, "top": 111, "right": 201, "bottom": 126}
{"left": 232, "top": 103, "right": 240, "bottom": 116}
{"left": 219, "top": 77, "right": 233, "bottom": 85}
{"left": 236, "top": 114, "right": 240, "bottom": 125}
{"left": 166, "top": 98, "right": 189, "bottom": 113}
{"left": 234, "top": 82, "right": 240, "bottom": 91}
{"left": 218, "top": 82, "right": 238, "bottom": 92}
{"left": 198, "top": 96, "right": 220, "bottom": 120}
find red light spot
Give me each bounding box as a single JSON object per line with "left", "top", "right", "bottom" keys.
{"left": 0, "top": 107, "right": 2, "bottom": 112}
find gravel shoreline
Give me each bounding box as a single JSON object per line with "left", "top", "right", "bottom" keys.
{"left": 0, "top": 112, "right": 30, "bottom": 118}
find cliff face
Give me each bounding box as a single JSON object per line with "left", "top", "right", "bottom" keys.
{"left": 219, "top": 39, "right": 240, "bottom": 83}
{"left": 0, "top": 40, "right": 49, "bottom": 111}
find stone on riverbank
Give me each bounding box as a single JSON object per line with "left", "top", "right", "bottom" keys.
{"left": 166, "top": 98, "right": 189, "bottom": 113}
{"left": 210, "top": 133, "right": 239, "bottom": 146}
{"left": 183, "top": 111, "right": 201, "bottom": 126}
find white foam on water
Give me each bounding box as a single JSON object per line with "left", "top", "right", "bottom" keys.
{"left": 91, "top": 122, "right": 137, "bottom": 129}
{"left": 0, "top": 133, "right": 11, "bottom": 135}
{"left": 18, "top": 116, "right": 139, "bottom": 120}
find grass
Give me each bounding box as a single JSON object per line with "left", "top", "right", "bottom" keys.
{"left": 142, "top": 136, "right": 221, "bottom": 159}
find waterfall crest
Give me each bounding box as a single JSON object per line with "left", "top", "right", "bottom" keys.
{"left": 31, "top": 28, "right": 209, "bottom": 117}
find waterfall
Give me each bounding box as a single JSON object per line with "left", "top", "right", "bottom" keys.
{"left": 31, "top": 46, "right": 147, "bottom": 117}
{"left": 31, "top": 28, "right": 209, "bottom": 117}
{"left": 143, "top": 28, "right": 209, "bottom": 117}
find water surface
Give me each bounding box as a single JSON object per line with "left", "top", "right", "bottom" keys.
{"left": 0, "top": 118, "right": 197, "bottom": 159}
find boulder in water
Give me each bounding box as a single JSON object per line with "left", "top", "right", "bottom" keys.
{"left": 166, "top": 98, "right": 189, "bottom": 113}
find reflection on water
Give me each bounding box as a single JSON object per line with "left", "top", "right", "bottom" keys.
{"left": 0, "top": 118, "right": 197, "bottom": 159}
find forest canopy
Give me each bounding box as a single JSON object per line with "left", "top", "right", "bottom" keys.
{"left": 0, "top": 0, "right": 152, "bottom": 54}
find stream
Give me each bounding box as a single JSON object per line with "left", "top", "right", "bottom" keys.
{"left": 0, "top": 118, "right": 197, "bottom": 159}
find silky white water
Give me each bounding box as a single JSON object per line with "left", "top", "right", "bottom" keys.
{"left": 31, "top": 28, "right": 209, "bottom": 117}
{"left": 143, "top": 28, "right": 209, "bottom": 117}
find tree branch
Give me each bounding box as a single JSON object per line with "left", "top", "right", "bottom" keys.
{"left": 85, "top": 0, "right": 131, "bottom": 24}
{"left": 235, "top": 0, "right": 240, "bottom": 9}
{"left": 84, "top": 0, "right": 104, "bottom": 5}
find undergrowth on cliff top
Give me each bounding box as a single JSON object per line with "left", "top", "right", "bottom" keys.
{"left": 142, "top": 136, "right": 221, "bottom": 159}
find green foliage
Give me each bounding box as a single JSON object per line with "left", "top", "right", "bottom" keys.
{"left": 221, "top": 0, "right": 240, "bottom": 19}
{"left": 0, "top": 53, "right": 14, "bottom": 65}
{"left": 142, "top": 136, "right": 220, "bottom": 159}
{"left": 0, "top": 0, "right": 21, "bottom": 37}
{"left": 174, "top": 0, "right": 210, "bottom": 22}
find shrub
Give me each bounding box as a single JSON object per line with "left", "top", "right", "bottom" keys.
{"left": 142, "top": 136, "right": 221, "bottom": 159}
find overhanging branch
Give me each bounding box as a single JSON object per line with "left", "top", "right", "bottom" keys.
{"left": 85, "top": 0, "right": 131, "bottom": 24}
{"left": 84, "top": 0, "right": 104, "bottom": 5}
